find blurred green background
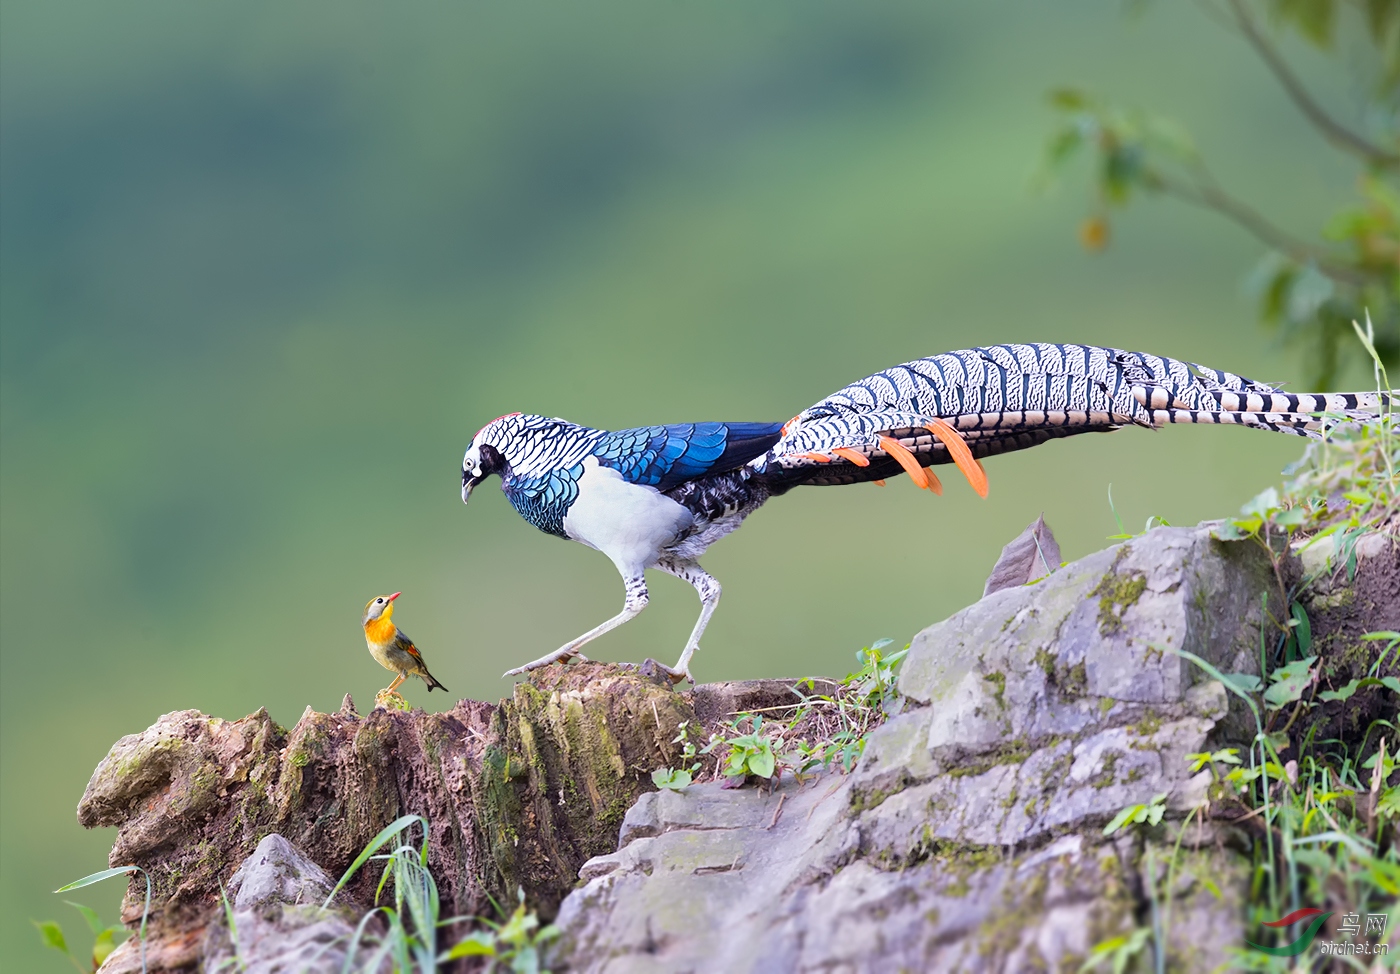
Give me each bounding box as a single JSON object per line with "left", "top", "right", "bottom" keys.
{"left": 0, "top": 0, "right": 1373, "bottom": 966}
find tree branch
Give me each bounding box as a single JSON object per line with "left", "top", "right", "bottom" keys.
{"left": 1227, "top": 0, "right": 1400, "bottom": 168}
{"left": 1151, "top": 169, "right": 1371, "bottom": 285}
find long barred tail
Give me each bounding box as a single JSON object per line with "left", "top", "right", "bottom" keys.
{"left": 752, "top": 343, "right": 1394, "bottom": 489}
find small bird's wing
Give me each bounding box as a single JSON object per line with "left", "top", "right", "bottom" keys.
{"left": 392, "top": 630, "right": 426, "bottom": 663}
{"left": 593, "top": 422, "right": 785, "bottom": 491}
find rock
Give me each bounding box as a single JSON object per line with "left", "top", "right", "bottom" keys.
{"left": 201, "top": 834, "right": 374, "bottom": 974}
{"left": 550, "top": 525, "right": 1278, "bottom": 972}
{"left": 78, "top": 520, "right": 1388, "bottom": 973}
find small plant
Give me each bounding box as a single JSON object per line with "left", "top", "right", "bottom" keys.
{"left": 719, "top": 716, "right": 779, "bottom": 782}
{"left": 1102, "top": 793, "right": 1167, "bottom": 836}
{"left": 329, "top": 813, "right": 558, "bottom": 973}
{"left": 329, "top": 814, "right": 440, "bottom": 973}
{"left": 41, "top": 865, "right": 152, "bottom": 974}
{"left": 1185, "top": 748, "right": 1242, "bottom": 775}
{"left": 1078, "top": 926, "right": 1151, "bottom": 974}
{"left": 651, "top": 767, "right": 692, "bottom": 791}
{"left": 1105, "top": 483, "right": 1171, "bottom": 541}
{"left": 651, "top": 720, "right": 714, "bottom": 791}
{"left": 785, "top": 639, "right": 909, "bottom": 775}
{"left": 33, "top": 901, "right": 127, "bottom": 974}
{"left": 441, "top": 888, "right": 561, "bottom": 973}
{"left": 648, "top": 639, "right": 909, "bottom": 790}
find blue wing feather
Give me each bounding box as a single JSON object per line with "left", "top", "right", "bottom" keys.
{"left": 594, "top": 422, "right": 784, "bottom": 491}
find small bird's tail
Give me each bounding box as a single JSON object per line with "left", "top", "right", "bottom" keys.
{"left": 422, "top": 670, "right": 448, "bottom": 693}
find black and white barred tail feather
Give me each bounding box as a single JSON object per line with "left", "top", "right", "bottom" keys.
{"left": 751, "top": 343, "right": 1394, "bottom": 489}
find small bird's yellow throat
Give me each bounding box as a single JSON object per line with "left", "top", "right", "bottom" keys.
{"left": 364, "top": 604, "right": 396, "bottom": 646}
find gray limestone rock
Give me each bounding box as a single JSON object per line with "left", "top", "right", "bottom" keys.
{"left": 551, "top": 525, "right": 1276, "bottom": 973}
{"left": 201, "top": 834, "right": 375, "bottom": 974}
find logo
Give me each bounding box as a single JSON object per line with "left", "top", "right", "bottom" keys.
{"left": 1247, "top": 909, "right": 1333, "bottom": 957}
{"left": 1248, "top": 908, "right": 1391, "bottom": 958}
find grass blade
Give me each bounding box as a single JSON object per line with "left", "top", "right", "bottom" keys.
{"left": 323, "top": 815, "right": 428, "bottom": 908}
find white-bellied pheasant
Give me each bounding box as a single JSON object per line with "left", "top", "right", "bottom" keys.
{"left": 461, "top": 343, "right": 1392, "bottom": 683}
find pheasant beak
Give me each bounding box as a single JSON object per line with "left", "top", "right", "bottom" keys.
{"left": 462, "top": 467, "right": 483, "bottom": 504}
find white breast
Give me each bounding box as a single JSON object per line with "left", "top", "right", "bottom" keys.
{"left": 562, "top": 458, "right": 693, "bottom": 576}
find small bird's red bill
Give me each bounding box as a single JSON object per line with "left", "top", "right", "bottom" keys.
{"left": 388, "top": 592, "right": 401, "bottom": 601}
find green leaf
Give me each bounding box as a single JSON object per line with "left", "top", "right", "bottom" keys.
{"left": 55, "top": 866, "right": 142, "bottom": 893}
{"left": 651, "top": 768, "right": 692, "bottom": 791}
{"left": 1211, "top": 520, "right": 1249, "bottom": 541}
{"left": 441, "top": 932, "right": 497, "bottom": 959}
{"left": 1144, "top": 114, "right": 1197, "bottom": 161}
{"left": 1273, "top": 0, "right": 1338, "bottom": 48}
{"left": 748, "top": 747, "right": 776, "bottom": 779}
{"left": 323, "top": 814, "right": 428, "bottom": 908}
{"left": 64, "top": 901, "right": 105, "bottom": 936}
{"left": 1048, "top": 87, "right": 1089, "bottom": 110}
{"left": 1241, "top": 487, "right": 1281, "bottom": 518}
{"left": 1317, "top": 675, "right": 1399, "bottom": 702}
{"left": 92, "top": 928, "right": 120, "bottom": 967}
{"left": 1263, "top": 656, "right": 1316, "bottom": 709}
{"left": 1103, "top": 805, "right": 1140, "bottom": 836}
{"left": 1221, "top": 672, "right": 1263, "bottom": 694}
{"left": 32, "top": 920, "right": 67, "bottom": 954}
{"left": 1101, "top": 145, "right": 1144, "bottom": 204}
{"left": 1044, "top": 128, "right": 1085, "bottom": 173}
{"left": 1290, "top": 602, "right": 1312, "bottom": 656}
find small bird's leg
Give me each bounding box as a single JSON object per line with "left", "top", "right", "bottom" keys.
{"left": 504, "top": 574, "right": 650, "bottom": 677}
{"left": 387, "top": 674, "right": 405, "bottom": 692}
{"left": 654, "top": 558, "right": 721, "bottom": 685}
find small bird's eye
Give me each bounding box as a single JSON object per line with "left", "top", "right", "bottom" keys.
{"left": 376, "top": 598, "right": 384, "bottom": 604}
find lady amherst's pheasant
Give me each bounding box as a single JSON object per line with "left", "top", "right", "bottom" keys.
{"left": 461, "top": 342, "right": 1392, "bottom": 683}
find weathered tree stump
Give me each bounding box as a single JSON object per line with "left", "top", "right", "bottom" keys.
{"left": 78, "top": 663, "right": 807, "bottom": 972}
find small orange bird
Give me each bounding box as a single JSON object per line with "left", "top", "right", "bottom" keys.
{"left": 362, "top": 592, "right": 448, "bottom": 696}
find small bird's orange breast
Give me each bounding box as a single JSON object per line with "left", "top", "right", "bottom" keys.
{"left": 364, "top": 616, "right": 397, "bottom": 647}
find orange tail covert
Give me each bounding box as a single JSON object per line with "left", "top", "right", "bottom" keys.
{"left": 926, "top": 419, "right": 989, "bottom": 497}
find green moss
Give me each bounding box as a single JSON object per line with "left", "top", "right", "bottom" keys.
{"left": 1098, "top": 697, "right": 1115, "bottom": 715}
{"left": 919, "top": 835, "right": 1005, "bottom": 896}
{"left": 1091, "top": 749, "right": 1122, "bottom": 789}
{"left": 983, "top": 671, "right": 1008, "bottom": 711}
{"left": 1091, "top": 551, "right": 1149, "bottom": 635}
{"left": 1000, "top": 783, "right": 1021, "bottom": 810}
{"left": 1128, "top": 710, "right": 1162, "bottom": 737}
{"left": 947, "top": 735, "right": 1046, "bottom": 778}
{"left": 975, "top": 867, "right": 1048, "bottom": 960}
{"left": 1062, "top": 661, "right": 1088, "bottom": 697}
{"left": 1034, "top": 648, "right": 1057, "bottom": 680}
{"left": 112, "top": 735, "right": 184, "bottom": 783}
{"left": 849, "top": 786, "right": 893, "bottom": 813}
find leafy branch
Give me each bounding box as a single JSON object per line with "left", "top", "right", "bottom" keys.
{"left": 1042, "top": 0, "right": 1400, "bottom": 387}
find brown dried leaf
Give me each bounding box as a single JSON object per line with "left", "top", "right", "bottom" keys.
{"left": 983, "top": 515, "right": 1062, "bottom": 598}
